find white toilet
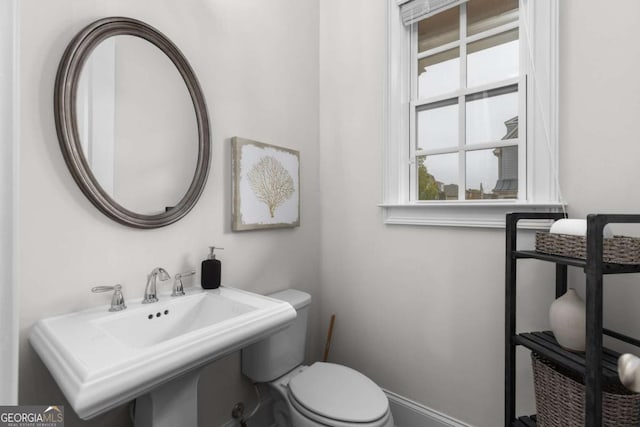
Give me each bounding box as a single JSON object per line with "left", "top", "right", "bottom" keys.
{"left": 242, "top": 289, "right": 395, "bottom": 427}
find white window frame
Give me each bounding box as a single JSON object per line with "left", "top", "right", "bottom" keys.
{"left": 0, "top": 0, "right": 19, "bottom": 405}
{"left": 382, "top": 0, "right": 563, "bottom": 229}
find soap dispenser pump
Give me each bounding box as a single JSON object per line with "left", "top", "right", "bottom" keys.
{"left": 201, "top": 246, "right": 223, "bottom": 289}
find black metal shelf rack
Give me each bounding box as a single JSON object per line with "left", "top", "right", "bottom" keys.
{"left": 505, "top": 212, "right": 640, "bottom": 427}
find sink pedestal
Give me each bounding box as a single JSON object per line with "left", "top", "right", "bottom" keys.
{"left": 134, "top": 369, "right": 201, "bottom": 427}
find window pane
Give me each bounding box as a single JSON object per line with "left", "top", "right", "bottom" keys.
{"left": 467, "top": 0, "right": 518, "bottom": 37}
{"left": 417, "top": 100, "right": 459, "bottom": 151}
{"left": 465, "top": 147, "right": 518, "bottom": 200}
{"left": 467, "top": 29, "right": 518, "bottom": 88}
{"left": 418, "top": 48, "right": 460, "bottom": 99}
{"left": 417, "top": 6, "right": 459, "bottom": 53}
{"left": 417, "top": 153, "right": 459, "bottom": 200}
{"left": 466, "top": 86, "right": 518, "bottom": 145}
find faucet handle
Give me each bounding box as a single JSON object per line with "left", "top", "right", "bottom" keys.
{"left": 173, "top": 271, "right": 196, "bottom": 296}
{"left": 92, "top": 284, "right": 127, "bottom": 312}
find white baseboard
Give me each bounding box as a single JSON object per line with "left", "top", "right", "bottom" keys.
{"left": 384, "top": 390, "right": 473, "bottom": 427}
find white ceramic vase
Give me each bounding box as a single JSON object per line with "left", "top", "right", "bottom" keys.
{"left": 618, "top": 353, "right": 640, "bottom": 392}
{"left": 549, "top": 288, "right": 586, "bottom": 352}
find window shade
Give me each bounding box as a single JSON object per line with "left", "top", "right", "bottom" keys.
{"left": 397, "top": 0, "right": 469, "bottom": 26}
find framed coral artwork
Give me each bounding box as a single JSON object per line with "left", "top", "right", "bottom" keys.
{"left": 231, "top": 137, "right": 300, "bottom": 231}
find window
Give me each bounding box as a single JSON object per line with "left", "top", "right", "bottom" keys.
{"left": 414, "top": 1, "right": 520, "bottom": 202}
{"left": 383, "top": 0, "right": 563, "bottom": 228}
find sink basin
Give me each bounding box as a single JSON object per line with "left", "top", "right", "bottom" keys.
{"left": 30, "top": 286, "right": 296, "bottom": 421}
{"left": 97, "top": 291, "right": 256, "bottom": 348}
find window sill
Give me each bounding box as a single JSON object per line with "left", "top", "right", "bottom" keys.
{"left": 379, "top": 202, "right": 565, "bottom": 229}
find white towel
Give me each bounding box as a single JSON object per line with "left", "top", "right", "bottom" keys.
{"left": 550, "top": 219, "right": 613, "bottom": 238}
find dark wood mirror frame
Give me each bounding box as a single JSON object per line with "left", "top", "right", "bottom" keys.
{"left": 54, "top": 17, "right": 211, "bottom": 229}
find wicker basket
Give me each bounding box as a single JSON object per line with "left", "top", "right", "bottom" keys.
{"left": 535, "top": 232, "right": 640, "bottom": 265}
{"left": 531, "top": 353, "right": 640, "bottom": 426}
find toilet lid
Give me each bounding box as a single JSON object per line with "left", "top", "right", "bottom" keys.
{"left": 288, "top": 362, "right": 389, "bottom": 423}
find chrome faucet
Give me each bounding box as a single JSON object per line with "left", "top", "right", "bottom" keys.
{"left": 92, "top": 284, "right": 127, "bottom": 312}
{"left": 143, "top": 267, "right": 171, "bottom": 304}
{"left": 173, "top": 270, "right": 196, "bottom": 296}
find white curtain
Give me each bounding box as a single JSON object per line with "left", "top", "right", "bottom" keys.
{"left": 397, "top": 0, "right": 468, "bottom": 26}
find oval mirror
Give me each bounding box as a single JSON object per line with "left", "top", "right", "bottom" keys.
{"left": 54, "top": 17, "right": 210, "bottom": 228}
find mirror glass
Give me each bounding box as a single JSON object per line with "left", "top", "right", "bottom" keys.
{"left": 76, "top": 36, "right": 198, "bottom": 215}
{"left": 55, "top": 17, "right": 210, "bottom": 228}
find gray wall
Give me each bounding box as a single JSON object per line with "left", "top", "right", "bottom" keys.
{"left": 18, "top": 1, "right": 320, "bottom": 426}
{"left": 318, "top": 0, "right": 640, "bottom": 426}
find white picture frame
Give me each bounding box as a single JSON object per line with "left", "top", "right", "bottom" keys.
{"left": 231, "top": 137, "right": 300, "bottom": 231}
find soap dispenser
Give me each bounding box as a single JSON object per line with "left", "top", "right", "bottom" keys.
{"left": 201, "top": 246, "right": 223, "bottom": 289}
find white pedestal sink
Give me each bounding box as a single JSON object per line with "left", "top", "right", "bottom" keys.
{"left": 133, "top": 369, "right": 201, "bottom": 427}
{"left": 29, "top": 286, "right": 296, "bottom": 426}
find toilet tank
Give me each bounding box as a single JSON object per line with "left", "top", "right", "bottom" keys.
{"left": 242, "top": 289, "right": 311, "bottom": 382}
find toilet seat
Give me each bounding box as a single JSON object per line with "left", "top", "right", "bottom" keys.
{"left": 287, "top": 362, "right": 389, "bottom": 425}
{"left": 288, "top": 393, "right": 393, "bottom": 427}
